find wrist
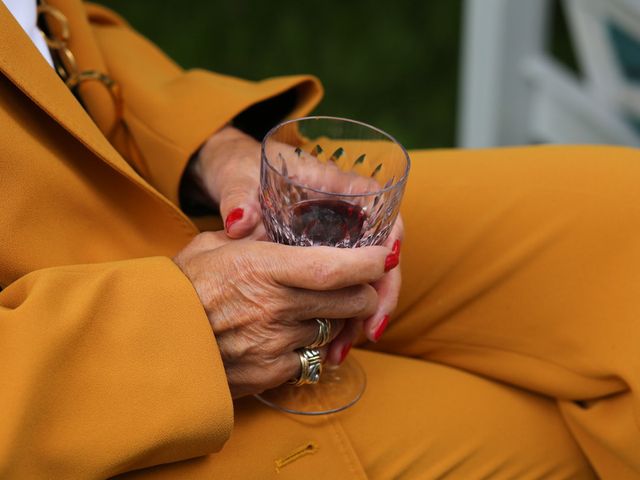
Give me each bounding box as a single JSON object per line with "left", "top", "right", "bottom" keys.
{"left": 203, "top": 125, "right": 254, "bottom": 154}
{"left": 200, "top": 126, "right": 261, "bottom": 203}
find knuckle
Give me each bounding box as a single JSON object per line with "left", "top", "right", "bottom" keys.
{"left": 263, "top": 299, "right": 286, "bottom": 319}
{"left": 359, "top": 285, "right": 379, "bottom": 315}
{"left": 244, "top": 325, "right": 278, "bottom": 358}
{"left": 263, "top": 292, "right": 293, "bottom": 322}
{"left": 296, "top": 297, "right": 318, "bottom": 319}
{"left": 247, "top": 317, "right": 295, "bottom": 358}
{"left": 226, "top": 343, "right": 307, "bottom": 395}
{"left": 190, "top": 231, "right": 222, "bottom": 253}
{"left": 310, "top": 260, "right": 337, "bottom": 288}
{"left": 279, "top": 352, "right": 298, "bottom": 375}
{"left": 216, "top": 339, "right": 234, "bottom": 363}
{"left": 276, "top": 354, "right": 300, "bottom": 385}
{"left": 349, "top": 286, "right": 371, "bottom": 313}
{"left": 196, "top": 230, "right": 218, "bottom": 245}
{"left": 219, "top": 334, "right": 255, "bottom": 361}
{"left": 243, "top": 355, "right": 295, "bottom": 394}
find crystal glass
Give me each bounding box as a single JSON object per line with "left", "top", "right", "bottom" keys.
{"left": 256, "top": 116, "right": 410, "bottom": 415}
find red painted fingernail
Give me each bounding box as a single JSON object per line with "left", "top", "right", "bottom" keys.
{"left": 225, "top": 208, "right": 244, "bottom": 232}
{"left": 339, "top": 343, "right": 352, "bottom": 364}
{"left": 373, "top": 315, "right": 389, "bottom": 342}
{"left": 384, "top": 253, "right": 399, "bottom": 272}
{"left": 391, "top": 239, "right": 401, "bottom": 256}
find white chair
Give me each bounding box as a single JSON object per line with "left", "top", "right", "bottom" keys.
{"left": 458, "top": 0, "right": 640, "bottom": 148}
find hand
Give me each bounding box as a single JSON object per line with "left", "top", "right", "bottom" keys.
{"left": 196, "top": 126, "right": 264, "bottom": 239}
{"left": 194, "top": 126, "right": 404, "bottom": 364}
{"left": 195, "top": 126, "right": 363, "bottom": 237}
{"left": 173, "top": 231, "right": 397, "bottom": 398}
{"left": 325, "top": 217, "right": 404, "bottom": 364}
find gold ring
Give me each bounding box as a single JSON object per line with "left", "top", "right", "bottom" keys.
{"left": 307, "top": 318, "right": 331, "bottom": 348}
{"left": 289, "top": 348, "right": 322, "bottom": 386}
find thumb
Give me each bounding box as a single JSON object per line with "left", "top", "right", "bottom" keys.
{"left": 218, "top": 175, "right": 262, "bottom": 239}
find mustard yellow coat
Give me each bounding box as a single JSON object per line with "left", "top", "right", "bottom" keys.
{"left": 3, "top": 1, "right": 640, "bottom": 479}
{"left": 0, "top": 0, "right": 318, "bottom": 476}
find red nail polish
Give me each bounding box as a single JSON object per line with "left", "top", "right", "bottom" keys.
{"left": 339, "top": 343, "right": 352, "bottom": 364}
{"left": 225, "top": 207, "right": 244, "bottom": 232}
{"left": 373, "top": 315, "right": 389, "bottom": 342}
{"left": 391, "top": 239, "right": 401, "bottom": 256}
{"left": 384, "top": 253, "right": 399, "bottom": 272}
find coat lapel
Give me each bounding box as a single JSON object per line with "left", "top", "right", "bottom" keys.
{"left": 0, "top": 2, "right": 196, "bottom": 233}
{"left": 0, "top": 3, "right": 136, "bottom": 176}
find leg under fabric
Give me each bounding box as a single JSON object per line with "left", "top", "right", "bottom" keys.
{"left": 369, "top": 145, "right": 640, "bottom": 478}
{"left": 341, "top": 350, "right": 594, "bottom": 479}
{"left": 120, "top": 349, "right": 593, "bottom": 479}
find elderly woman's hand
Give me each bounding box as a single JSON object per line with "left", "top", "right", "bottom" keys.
{"left": 173, "top": 231, "right": 396, "bottom": 398}
{"left": 196, "top": 126, "right": 265, "bottom": 238}
{"left": 194, "top": 125, "right": 404, "bottom": 365}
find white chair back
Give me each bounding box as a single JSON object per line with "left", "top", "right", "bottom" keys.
{"left": 458, "top": 0, "right": 640, "bottom": 148}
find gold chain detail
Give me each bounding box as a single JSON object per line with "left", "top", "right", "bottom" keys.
{"left": 37, "top": 0, "right": 123, "bottom": 136}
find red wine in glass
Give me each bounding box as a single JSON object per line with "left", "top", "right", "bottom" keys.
{"left": 291, "top": 199, "right": 366, "bottom": 247}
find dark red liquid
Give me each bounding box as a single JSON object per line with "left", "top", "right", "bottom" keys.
{"left": 291, "top": 199, "right": 366, "bottom": 246}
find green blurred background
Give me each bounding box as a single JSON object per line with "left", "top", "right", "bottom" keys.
{"left": 97, "top": 1, "right": 463, "bottom": 150}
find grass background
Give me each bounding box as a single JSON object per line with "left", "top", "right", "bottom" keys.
{"left": 96, "top": 1, "right": 463, "bottom": 150}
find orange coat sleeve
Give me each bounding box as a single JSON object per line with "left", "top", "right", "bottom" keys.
{"left": 85, "top": 3, "right": 324, "bottom": 206}
{"left": 0, "top": 257, "right": 232, "bottom": 478}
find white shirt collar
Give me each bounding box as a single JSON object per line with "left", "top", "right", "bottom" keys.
{"left": 2, "top": 0, "right": 55, "bottom": 67}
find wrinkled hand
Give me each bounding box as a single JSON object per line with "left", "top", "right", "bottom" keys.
{"left": 194, "top": 126, "right": 404, "bottom": 364}
{"left": 173, "top": 231, "right": 394, "bottom": 398}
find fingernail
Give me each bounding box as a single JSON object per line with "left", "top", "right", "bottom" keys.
{"left": 225, "top": 207, "right": 244, "bottom": 232}
{"left": 339, "top": 343, "right": 352, "bottom": 364}
{"left": 373, "top": 315, "right": 389, "bottom": 342}
{"left": 391, "top": 239, "right": 401, "bottom": 256}
{"left": 384, "top": 253, "right": 399, "bottom": 272}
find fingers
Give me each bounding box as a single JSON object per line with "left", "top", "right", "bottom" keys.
{"left": 219, "top": 179, "right": 261, "bottom": 239}
{"left": 326, "top": 219, "right": 405, "bottom": 362}
{"left": 362, "top": 218, "right": 404, "bottom": 342}
{"left": 281, "top": 346, "right": 329, "bottom": 387}
{"left": 198, "top": 126, "right": 263, "bottom": 239}
{"left": 264, "top": 244, "right": 397, "bottom": 291}
{"left": 284, "top": 284, "right": 378, "bottom": 322}
{"left": 326, "top": 318, "right": 362, "bottom": 365}
{"left": 324, "top": 265, "right": 401, "bottom": 365}
{"left": 228, "top": 346, "right": 329, "bottom": 398}
{"left": 363, "top": 265, "right": 400, "bottom": 341}
{"left": 283, "top": 318, "right": 345, "bottom": 352}
{"left": 250, "top": 283, "right": 376, "bottom": 356}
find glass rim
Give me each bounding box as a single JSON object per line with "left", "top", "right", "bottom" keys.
{"left": 261, "top": 115, "right": 411, "bottom": 197}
